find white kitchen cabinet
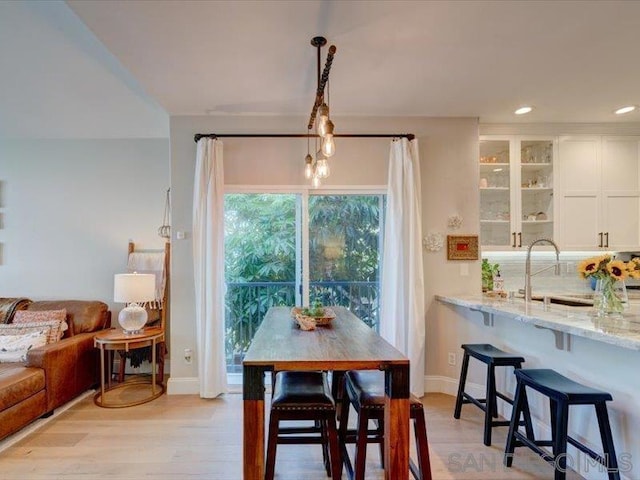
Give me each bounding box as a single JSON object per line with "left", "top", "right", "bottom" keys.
{"left": 480, "top": 136, "right": 555, "bottom": 250}
{"left": 558, "top": 135, "right": 640, "bottom": 250}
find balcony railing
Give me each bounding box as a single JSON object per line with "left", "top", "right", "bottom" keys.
{"left": 225, "top": 280, "right": 380, "bottom": 372}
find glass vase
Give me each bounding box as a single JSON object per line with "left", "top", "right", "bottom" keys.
{"left": 594, "top": 277, "right": 628, "bottom": 317}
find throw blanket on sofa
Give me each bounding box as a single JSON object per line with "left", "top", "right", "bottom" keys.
{"left": 0, "top": 298, "right": 31, "bottom": 324}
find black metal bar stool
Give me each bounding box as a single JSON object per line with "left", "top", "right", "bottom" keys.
{"left": 265, "top": 371, "right": 342, "bottom": 479}
{"left": 504, "top": 368, "right": 620, "bottom": 480}
{"left": 453, "top": 343, "right": 532, "bottom": 446}
{"left": 338, "top": 370, "right": 432, "bottom": 480}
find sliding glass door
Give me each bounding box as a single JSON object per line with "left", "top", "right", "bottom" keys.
{"left": 308, "top": 195, "right": 384, "bottom": 330}
{"left": 224, "top": 191, "right": 384, "bottom": 373}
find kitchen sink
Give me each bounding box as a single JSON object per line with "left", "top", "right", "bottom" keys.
{"left": 529, "top": 294, "right": 593, "bottom": 307}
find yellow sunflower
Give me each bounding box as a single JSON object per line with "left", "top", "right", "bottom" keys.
{"left": 627, "top": 258, "right": 640, "bottom": 279}
{"left": 578, "top": 257, "right": 600, "bottom": 278}
{"left": 606, "top": 260, "right": 629, "bottom": 281}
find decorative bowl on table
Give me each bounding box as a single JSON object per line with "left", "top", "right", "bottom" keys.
{"left": 291, "top": 306, "right": 336, "bottom": 329}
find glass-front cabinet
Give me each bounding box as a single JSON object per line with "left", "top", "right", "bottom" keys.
{"left": 480, "top": 136, "right": 556, "bottom": 250}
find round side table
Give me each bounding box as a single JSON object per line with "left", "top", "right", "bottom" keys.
{"left": 93, "top": 327, "right": 165, "bottom": 408}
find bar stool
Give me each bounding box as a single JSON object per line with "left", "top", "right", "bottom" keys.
{"left": 265, "top": 371, "right": 342, "bottom": 480}
{"left": 338, "top": 370, "right": 432, "bottom": 480}
{"left": 453, "top": 343, "right": 531, "bottom": 446}
{"left": 505, "top": 369, "right": 620, "bottom": 480}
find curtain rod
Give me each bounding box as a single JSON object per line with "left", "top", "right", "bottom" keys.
{"left": 193, "top": 133, "right": 415, "bottom": 143}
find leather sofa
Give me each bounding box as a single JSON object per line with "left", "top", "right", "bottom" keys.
{"left": 0, "top": 300, "right": 111, "bottom": 441}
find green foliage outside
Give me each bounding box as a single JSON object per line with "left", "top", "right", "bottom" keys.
{"left": 224, "top": 193, "right": 384, "bottom": 368}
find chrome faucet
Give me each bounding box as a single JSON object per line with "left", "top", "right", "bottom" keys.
{"left": 524, "top": 238, "right": 561, "bottom": 302}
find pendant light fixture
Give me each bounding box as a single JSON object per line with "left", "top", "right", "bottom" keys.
{"left": 317, "top": 103, "right": 330, "bottom": 137}
{"left": 311, "top": 136, "right": 322, "bottom": 188}
{"left": 304, "top": 36, "right": 337, "bottom": 185}
{"left": 304, "top": 129, "right": 313, "bottom": 179}
{"left": 321, "top": 79, "right": 335, "bottom": 157}
{"left": 316, "top": 150, "right": 330, "bottom": 178}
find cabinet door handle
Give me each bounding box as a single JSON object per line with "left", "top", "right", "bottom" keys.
{"left": 598, "top": 232, "right": 603, "bottom": 248}
{"left": 604, "top": 232, "right": 609, "bottom": 248}
{"left": 512, "top": 232, "right": 516, "bottom": 248}
{"left": 517, "top": 232, "right": 522, "bottom": 248}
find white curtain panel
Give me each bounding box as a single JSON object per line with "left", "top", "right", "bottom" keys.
{"left": 193, "top": 138, "right": 227, "bottom": 398}
{"left": 380, "top": 137, "right": 426, "bottom": 396}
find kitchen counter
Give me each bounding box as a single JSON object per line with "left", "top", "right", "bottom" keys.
{"left": 436, "top": 293, "right": 640, "bottom": 351}
{"left": 434, "top": 292, "right": 640, "bottom": 478}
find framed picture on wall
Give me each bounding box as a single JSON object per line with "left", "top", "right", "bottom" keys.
{"left": 447, "top": 235, "right": 479, "bottom": 260}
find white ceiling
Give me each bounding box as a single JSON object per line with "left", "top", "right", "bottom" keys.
{"left": 3, "top": 0, "right": 640, "bottom": 138}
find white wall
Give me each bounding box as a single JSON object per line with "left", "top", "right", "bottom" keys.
{"left": 0, "top": 138, "right": 170, "bottom": 312}
{"left": 168, "top": 114, "right": 480, "bottom": 393}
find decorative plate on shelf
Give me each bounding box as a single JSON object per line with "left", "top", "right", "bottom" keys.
{"left": 291, "top": 307, "right": 336, "bottom": 328}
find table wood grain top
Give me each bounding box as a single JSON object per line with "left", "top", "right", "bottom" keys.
{"left": 93, "top": 327, "right": 164, "bottom": 351}
{"left": 243, "top": 306, "right": 408, "bottom": 371}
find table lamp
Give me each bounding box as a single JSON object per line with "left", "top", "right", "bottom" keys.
{"left": 114, "top": 273, "right": 156, "bottom": 334}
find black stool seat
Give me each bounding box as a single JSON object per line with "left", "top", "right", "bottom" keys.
{"left": 344, "top": 370, "right": 424, "bottom": 410}
{"left": 454, "top": 343, "right": 530, "bottom": 446}
{"left": 505, "top": 368, "right": 620, "bottom": 480}
{"left": 339, "top": 371, "right": 432, "bottom": 480}
{"left": 463, "top": 343, "right": 526, "bottom": 365}
{"left": 266, "top": 371, "right": 341, "bottom": 480}
{"left": 272, "top": 371, "right": 336, "bottom": 408}
{"left": 515, "top": 369, "right": 613, "bottom": 403}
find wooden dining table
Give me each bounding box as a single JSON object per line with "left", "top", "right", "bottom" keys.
{"left": 242, "top": 306, "right": 411, "bottom": 480}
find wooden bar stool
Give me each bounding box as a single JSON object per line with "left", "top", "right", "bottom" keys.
{"left": 338, "top": 370, "right": 432, "bottom": 480}
{"left": 453, "top": 343, "right": 532, "bottom": 446}
{"left": 265, "top": 371, "right": 342, "bottom": 479}
{"left": 505, "top": 368, "right": 620, "bottom": 480}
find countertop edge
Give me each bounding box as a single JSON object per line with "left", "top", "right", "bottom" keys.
{"left": 436, "top": 294, "right": 640, "bottom": 351}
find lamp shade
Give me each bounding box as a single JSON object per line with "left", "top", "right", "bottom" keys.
{"left": 114, "top": 273, "right": 156, "bottom": 304}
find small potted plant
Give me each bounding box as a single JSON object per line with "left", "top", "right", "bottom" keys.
{"left": 481, "top": 259, "right": 499, "bottom": 292}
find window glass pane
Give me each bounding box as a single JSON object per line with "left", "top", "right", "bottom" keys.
{"left": 224, "top": 194, "right": 298, "bottom": 372}
{"left": 308, "top": 195, "right": 384, "bottom": 330}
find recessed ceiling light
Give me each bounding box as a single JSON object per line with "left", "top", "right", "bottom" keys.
{"left": 514, "top": 106, "right": 533, "bottom": 115}
{"left": 615, "top": 105, "right": 637, "bottom": 115}
{"left": 493, "top": 168, "right": 503, "bottom": 172}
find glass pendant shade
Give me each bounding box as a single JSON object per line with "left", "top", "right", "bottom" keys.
{"left": 304, "top": 154, "right": 313, "bottom": 179}
{"left": 317, "top": 119, "right": 329, "bottom": 137}
{"left": 318, "top": 103, "right": 329, "bottom": 122}
{"left": 317, "top": 103, "right": 330, "bottom": 136}
{"left": 312, "top": 175, "right": 321, "bottom": 188}
{"left": 322, "top": 134, "right": 335, "bottom": 157}
{"left": 316, "top": 158, "right": 330, "bottom": 178}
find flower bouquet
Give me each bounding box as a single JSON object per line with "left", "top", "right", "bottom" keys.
{"left": 578, "top": 255, "right": 638, "bottom": 316}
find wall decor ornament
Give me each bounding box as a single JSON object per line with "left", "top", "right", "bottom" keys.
{"left": 448, "top": 214, "right": 463, "bottom": 230}
{"left": 447, "top": 235, "right": 479, "bottom": 260}
{"left": 423, "top": 232, "right": 444, "bottom": 252}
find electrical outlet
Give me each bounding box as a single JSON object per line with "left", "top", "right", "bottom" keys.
{"left": 184, "top": 348, "right": 193, "bottom": 364}
{"left": 448, "top": 352, "right": 456, "bottom": 366}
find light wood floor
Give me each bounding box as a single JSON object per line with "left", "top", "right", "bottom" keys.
{"left": 0, "top": 389, "right": 583, "bottom": 479}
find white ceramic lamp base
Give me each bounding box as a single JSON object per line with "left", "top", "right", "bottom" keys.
{"left": 118, "top": 303, "right": 148, "bottom": 334}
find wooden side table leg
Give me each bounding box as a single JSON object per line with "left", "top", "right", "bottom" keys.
{"left": 106, "top": 348, "right": 112, "bottom": 389}
{"left": 97, "top": 346, "right": 106, "bottom": 406}
{"left": 151, "top": 338, "right": 157, "bottom": 395}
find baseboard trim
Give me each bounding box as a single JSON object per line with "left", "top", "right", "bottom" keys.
{"left": 166, "top": 376, "right": 200, "bottom": 395}
{"left": 425, "top": 374, "right": 484, "bottom": 399}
